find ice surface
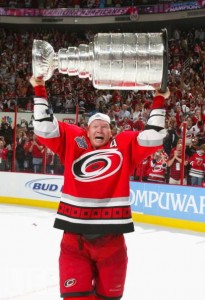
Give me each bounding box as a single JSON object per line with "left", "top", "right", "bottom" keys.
{"left": 0, "top": 204, "right": 205, "bottom": 300}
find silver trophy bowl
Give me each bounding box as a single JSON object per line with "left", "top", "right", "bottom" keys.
{"left": 32, "top": 29, "right": 168, "bottom": 91}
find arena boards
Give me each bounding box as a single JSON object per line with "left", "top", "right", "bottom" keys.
{"left": 0, "top": 172, "right": 205, "bottom": 233}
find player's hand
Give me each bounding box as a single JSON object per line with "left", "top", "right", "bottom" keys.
{"left": 155, "top": 87, "right": 170, "bottom": 99}
{"left": 29, "top": 76, "right": 45, "bottom": 87}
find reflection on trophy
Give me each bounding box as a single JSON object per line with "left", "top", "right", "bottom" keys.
{"left": 32, "top": 29, "right": 168, "bottom": 91}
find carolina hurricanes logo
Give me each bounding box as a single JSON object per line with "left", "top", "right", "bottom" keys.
{"left": 153, "top": 164, "right": 164, "bottom": 172}
{"left": 72, "top": 149, "right": 123, "bottom": 182}
{"left": 64, "top": 278, "right": 76, "bottom": 287}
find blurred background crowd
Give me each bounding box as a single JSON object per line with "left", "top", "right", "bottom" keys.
{"left": 0, "top": 0, "right": 188, "bottom": 9}
{"left": 0, "top": 2, "right": 205, "bottom": 186}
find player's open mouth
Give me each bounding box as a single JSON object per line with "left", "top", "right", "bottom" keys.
{"left": 95, "top": 136, "right": 103, "bottom": 141}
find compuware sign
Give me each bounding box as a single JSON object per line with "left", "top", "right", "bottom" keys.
{"left": 0, "top": 172, "right": 204, "bottom": 229}
{"left": 130, "top": 181, "right": 205, "bottom": 223}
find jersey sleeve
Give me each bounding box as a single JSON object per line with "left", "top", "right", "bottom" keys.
{"left": 137, "top": 95, "right": 166, "bottom": 147}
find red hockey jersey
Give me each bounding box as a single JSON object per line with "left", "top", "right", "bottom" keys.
{"left": 37, "top": 122, "right": 161, "bottom": 235}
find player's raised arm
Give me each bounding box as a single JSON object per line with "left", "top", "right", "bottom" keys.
{"left": 138, "top": 88, "right": 170, "bottom": 147}
{"left": 29, "top": 76, "right": 60, "bottom": 139}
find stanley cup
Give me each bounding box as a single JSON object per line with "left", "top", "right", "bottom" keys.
{"left": 32, "top": 29, "right": 168, "bottom": 91}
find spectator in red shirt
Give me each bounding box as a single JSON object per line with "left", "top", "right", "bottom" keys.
{"left": 118, "top": 116, "right": 133, "bottom": 132}
{"left": 147, "top": 150, "right": 168, "bottom": 184}
{"left": 167, "top": 140, "right": 189, "bottom": 185}
{"left": 134, "top": 156, "right": 151, "bottom": 182}
{"left": 23, "top": 135, "right": 34, "bottom": 171}
{"left": 189, "top": 144, "right": 205, "bottom": 186}
{"left": 0, "top": 139, "right": 8, "bottom": 171}
{"left": 28, "top": 133, "right": 44, "bottom": 173}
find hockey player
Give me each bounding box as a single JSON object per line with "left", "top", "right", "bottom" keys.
{"left": 29, "top": 76, "right": 170, "bottom": 300}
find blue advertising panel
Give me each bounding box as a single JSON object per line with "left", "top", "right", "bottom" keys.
{"left": 130, "top": 182, "right": 205, "bottom": 223}
{"left": 1, "top": 171, "right": 204, "bottom": 231}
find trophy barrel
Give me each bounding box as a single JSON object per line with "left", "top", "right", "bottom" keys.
{"left": 92, "top": 30, "right": 168, "bottom": 90}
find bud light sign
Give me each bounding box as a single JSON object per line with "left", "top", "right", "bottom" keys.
{"left": 25, "top": 178, "right": 63, "bottom": 198}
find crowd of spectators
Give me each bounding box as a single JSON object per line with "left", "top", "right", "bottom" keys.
{"left": 0, "top": 0, "right": 196, "bottom": 9}
{"left": 0, "top": 0, "right": 148, "bottom": 9}
{"left": 1, "top": 25, "right": 205, "bottom": 185}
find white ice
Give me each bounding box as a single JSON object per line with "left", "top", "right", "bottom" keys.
{"left": 0, "top": 204, "right": 205, "bottom": 300}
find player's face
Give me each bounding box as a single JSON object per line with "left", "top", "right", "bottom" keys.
{"left": 87, "top": 120, "right": 112, "bottom": 148}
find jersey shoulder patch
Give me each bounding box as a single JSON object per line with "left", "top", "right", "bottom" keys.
{"left": 75, "top": 136, "right": 88, "bottom": 149}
